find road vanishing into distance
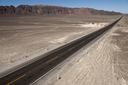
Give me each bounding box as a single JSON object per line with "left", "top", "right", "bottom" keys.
{"left": 0, "top": 16, "right": 122, "bottom": 85}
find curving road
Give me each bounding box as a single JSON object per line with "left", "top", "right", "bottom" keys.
{"left": 0, "top": 16, "right": 122, "bottom": 85}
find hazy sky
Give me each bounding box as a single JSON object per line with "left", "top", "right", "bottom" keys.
{"left": 0, "top": 0, "right": 127, "bottom": 13}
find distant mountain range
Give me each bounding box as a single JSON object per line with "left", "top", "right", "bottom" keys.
{"left": 0, "top": 5, "right": 122, "bottom": 15}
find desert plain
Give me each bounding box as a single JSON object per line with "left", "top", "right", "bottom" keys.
{"left": 0, "top": 15, "right": 128, "bottom": 85}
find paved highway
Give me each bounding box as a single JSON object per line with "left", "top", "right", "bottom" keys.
{"left": 0, "top": 16, "right": 122, "bottom": 85}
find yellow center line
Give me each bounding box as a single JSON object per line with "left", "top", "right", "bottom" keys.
{"left": 46, "top": 56, "right": 58, "bottom": 63}
{"left": 68, "top": 47, "right": 75, "bottom": 51}
{"left": 81, "top": 41, "right": 85, "bottom": 44}
{"left": 6, "top": 74, "right": 26, "bottom": 85}
{"left": 94, "top": 34, "right": 96, "bottom": 36}
{"left": 88, "top": 37, "right": 92, "bottom": 40}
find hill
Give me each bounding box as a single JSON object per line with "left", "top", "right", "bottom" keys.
{"left": 0, "top": 5, "right": 122, "bottom": 15}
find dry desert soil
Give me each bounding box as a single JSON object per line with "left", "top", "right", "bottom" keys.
{"left": 0, "top": 15, "right": 128, "bottom": 85}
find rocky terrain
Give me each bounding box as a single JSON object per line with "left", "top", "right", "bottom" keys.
{"left": 1, "top": 15, "right": 128, "bottom": 85}
{"left": 31, "top": 15, "right": 128, "bottom": 85}
{"left": 0, "top": 5, "right": 122, "bottom": 15}
{"left": 0, "top": 15, "right": 119, "bottom": 73}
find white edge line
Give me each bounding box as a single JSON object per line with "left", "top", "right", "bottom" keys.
{"left": 30, "top": 25, "right": 116, "bottom": 85}
{"left": 30, "top": 40, "right": 89, "bottom": 85}
{"left": 0, "top": 18, "right": 119, "bottom": 79}
{"left": 0, "top": 29, "right": 95, "bottom": 78}
{"left": 0, "top": 26, "right": 101, "bottom": 78}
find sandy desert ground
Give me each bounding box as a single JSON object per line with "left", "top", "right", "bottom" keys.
{"left": 0, "top": 15, "right": 118, "bottom": 66}
{"left": 0, "top": 15, "right": 127, "bottom": 85}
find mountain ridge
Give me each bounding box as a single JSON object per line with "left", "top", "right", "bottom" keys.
{"left": 0, "top": 5, "right": 122, "bottom": 15}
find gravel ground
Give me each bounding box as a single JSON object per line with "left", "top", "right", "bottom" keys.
{"left": 36, "top": 15, "right": 128, "bottom": 85}
{"left": 0, "top": 15, "right": 116, "bottom": 66}
{"left": 1, "top": 15, "right": 127, "bottom": 85}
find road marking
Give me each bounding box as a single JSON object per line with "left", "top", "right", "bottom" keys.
{"left": 68, "top": 47, "right": 75, "bottom": 51}
{"left": 94, "top": 34, "right": 96, "bottom": 36}
{"left": 81, "top": 41, "right": 85, "bottom": 44}
{"left": 6, "top": 74, "right": 26, "bottom": 85}
{"left": 88, "top": 37, "right": 92, "bottom": 40}
{"left": 46, "top": 56, "right": 58, "bottom": 63}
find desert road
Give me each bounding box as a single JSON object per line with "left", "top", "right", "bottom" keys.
{"left": 0, "top": 16, "right": 122, "bottom": 85}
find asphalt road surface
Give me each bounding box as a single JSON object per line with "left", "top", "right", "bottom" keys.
{"left": 0, "top": 16, "right": 122, "bottom": 85}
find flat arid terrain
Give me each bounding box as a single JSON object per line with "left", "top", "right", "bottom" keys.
{"left": 0, "top": 15, "right": 128, "bottom": 85}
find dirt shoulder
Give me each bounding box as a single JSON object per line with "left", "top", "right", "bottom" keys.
{"left": 1, "top": 15, "right": 126, "bottom": 85}
{"left": 31, "top": 16, "right": 128, "bottom": 85}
